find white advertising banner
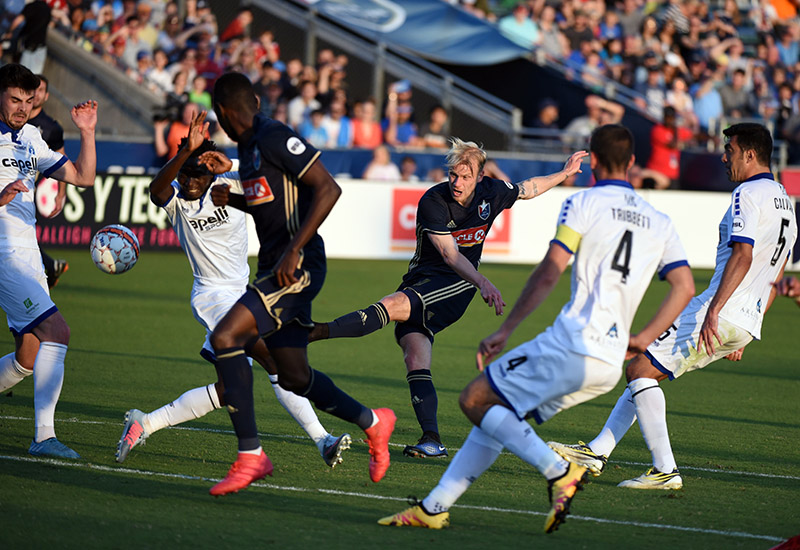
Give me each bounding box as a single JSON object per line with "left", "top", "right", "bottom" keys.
{"left": 246, "top": 181, "right": 799, "bottom": 271}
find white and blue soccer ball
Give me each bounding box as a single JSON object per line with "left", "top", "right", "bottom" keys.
{"left": 90, "top": 224, "right": 140, "bottom": 274}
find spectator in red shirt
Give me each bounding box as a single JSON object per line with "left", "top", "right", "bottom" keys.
{"left": 645, "top": 105, "right": 694, "bottom": 189}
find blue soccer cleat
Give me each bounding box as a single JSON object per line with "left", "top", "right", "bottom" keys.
{"left": 29, "top": 437, "right": 81, "bottom": 459}
{"left": 403, "top": 436, "right": 449, "bottom": 458}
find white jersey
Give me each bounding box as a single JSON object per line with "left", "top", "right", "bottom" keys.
{"left": 702, "top": 174, "right": 797, "bottom": 340}
{"left": 549, "top": 180, "right": 688, "bottom": 366}
{"left": 0, "top": 122, "right": 66, "bottom": 249}
{"left": 157, "top": 164, "right": 250, "bottom": 288}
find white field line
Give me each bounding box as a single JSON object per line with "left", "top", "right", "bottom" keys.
{"left": 2, "top": 415, "right": 798, "bottom": 482}
{"left": 0, "top": 453, "right": 786, "bottom": 544}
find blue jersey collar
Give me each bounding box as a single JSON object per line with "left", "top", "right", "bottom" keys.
{"left": 742, "top": 172, "right": 774, "bottom": 183}
{"left": 0, "top": 119, "right": 21, "bottom": 142}
{"left": 594, "top": 179, "right": 634, "bottom": 189}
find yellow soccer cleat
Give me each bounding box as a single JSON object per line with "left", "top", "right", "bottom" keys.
{"left": 378, "top": 503, "right": 450, "bottom": 529}
{"left": 544, "top": 462, "right": 589, "bottom": 534}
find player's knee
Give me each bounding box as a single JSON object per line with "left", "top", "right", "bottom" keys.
{"left": 382, "top": 292, "right": 411, "bottom": 322}
{"left": 625, "top": 355, "right": 659, "bottom": 383}
{"left": 210, "top": 328, "right": 235, "bottom": 352}
{"left": 277, "top": 370, "right": 308, "bottom": 393}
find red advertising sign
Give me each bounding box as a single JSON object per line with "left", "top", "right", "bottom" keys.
{"left": 390, "top": 187, "right": 511, "bottom": 253}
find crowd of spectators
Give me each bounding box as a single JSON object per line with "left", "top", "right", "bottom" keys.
{"left": 9, "top": 0, "right": 800, "bottom": 182}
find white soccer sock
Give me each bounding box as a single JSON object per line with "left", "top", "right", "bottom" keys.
{"left": 144, "top": 383, "right": 220, "bottom": 434}
{"left": 629, "top": 378, "right": 677, "bottom": 473}
{"left": 422, "top": 426, "right": 503, "bottom": 514}
{"left": 0, "top": 352, "right": 33, "bottom": 392}
{"left": 480, "top": 405, "right": 567, "bottom": 479}
{"left": 269, "top": 374, "right": 328, "bottom": 449}
{"left": 589, "top": 386, "right": 637, "bottom": 457}
{"left": 33, "top": 342, "right": 68, "bottom": 443}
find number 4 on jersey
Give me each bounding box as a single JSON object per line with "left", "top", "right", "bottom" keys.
{"left": 611, "top": 230, "right": 633, "bottom": 283}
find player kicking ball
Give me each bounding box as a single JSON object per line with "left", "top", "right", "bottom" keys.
{"left": 116, "top": 111, "right": 351, "bottom": 469}
{"left": 378, "top": 124, "right": 695, "bottom": 533}
{"left": 548, "top": 122, "right": 797, "bottom": 490}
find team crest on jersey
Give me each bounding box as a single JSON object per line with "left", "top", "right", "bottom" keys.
{"left": 252, "top": 149, "right": 261, "bottom": 171}
{"left": 478, "top": 200, "right": 490, "bottom": 220}
{"left": 28, "top": 145, "right": 35, "bottom": 155}
{"left": 242, "top": 176, "right": 275, "bottom": 206}
{"left": 287, "top": 136, "right": 306, "bottom": 155}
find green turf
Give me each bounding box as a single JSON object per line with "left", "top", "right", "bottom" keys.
{"left": 1, "top": 250, "right": 798, "bottom": 549}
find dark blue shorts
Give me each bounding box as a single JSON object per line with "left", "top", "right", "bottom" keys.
{"left": 238, "top": 267, "right": 325, "bottom": 348}
{"left": 394, "top": 273, "right": 476, "bottom": 343}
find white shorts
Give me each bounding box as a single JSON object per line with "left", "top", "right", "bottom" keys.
{"left": 190, "top": 283, "right": 246, "bottom": 363}
{"left": 646, "top": 297, "right": 753, "bottom": 380}
{"left": 485, "top": 330, "right": 621, "bottom": 424}
{"left": 0, "top": 246, "right": 55, "bottom": 336}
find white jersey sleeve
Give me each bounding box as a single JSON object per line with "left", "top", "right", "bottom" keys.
{"left": 703, "top": 177, "right": 797, "bottom": 339}
{"left": 550, "top": 182, "right": 689, "bottom": 366}
{"left": 0, "top": 124, "right": 67, "bottom": 249}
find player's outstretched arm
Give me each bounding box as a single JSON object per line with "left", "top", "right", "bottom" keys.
{"left": 149, "top": 110, "right": 210, "bottom": 204}
{"left": 428, "top": 232, "right": 505, "bottom": 316}
{"left": 477, "top": 243, "right": 570, "bottom": 370}
{"left": 51, "top": 101, "right": 98, "bottom": 188}
{"left": 699, "top": 241, "right": 753, "bottom": 355}
{"left": 273, "top": 160, "right": 342, "bottom": 287}
{"left": 515, "top": 150, "right": 588, "bottom": 200}
{"left": 626, "top": 265, "right": 695, "bottom": 360}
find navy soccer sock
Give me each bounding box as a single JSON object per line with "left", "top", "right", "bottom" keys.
{"left": 407, "top": 369, "right": 439, "bottom": 440}
{"left": 326, "top": 302, "right": 390, "bottom": 339}
{"left": 215, "top": 347, "right": 260, "bottom": 451}
{"left": 301, "top": 368, "right": 374, "bottom": 430}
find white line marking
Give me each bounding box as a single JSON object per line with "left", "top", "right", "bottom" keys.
{"left": 3, "top": 415, "right": 798, "bottom": 481}
{"left": 0, "top": 454, "right": 786, "bottom": 543}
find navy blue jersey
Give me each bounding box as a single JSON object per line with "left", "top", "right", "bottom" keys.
{"left": 404, "top": 176, "right": 519, "bottom": 281}
{"left": 28, "top": 110, "right": 64, "bottom": 152}
{"left": 236, "top": 113, "right": 325, "bottom": 275}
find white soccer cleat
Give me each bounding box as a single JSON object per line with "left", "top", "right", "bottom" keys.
{"left": 617, "top": 467, "right": 683, "bottom": 490}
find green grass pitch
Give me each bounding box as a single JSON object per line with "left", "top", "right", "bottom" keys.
{"left": 1, "top": 250, "right": 798, "bottom": 549}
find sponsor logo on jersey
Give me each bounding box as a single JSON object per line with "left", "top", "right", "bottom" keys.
{"left": 452, "top": 224, "right": 488, "bottom": 247}
{"left": 606, "top": 323, "right": 618, "bottom": 338}
{"left": 731, "top": 216, "right": 744, "bottom": 233}
{"left": 242, "top": 176, "right": 275, "bottom": 206}
{"left": 478, "top": 199, "right": 490, "bottom": 220}
{"left": 756, "top": 298, "right": 762, "bottom": 313}
{"left": 446, "top": 220, "right": 456, "bottom": 229}
{"left": 2, "top": 156, "right": 38, "bottom": 175}
{"left": 188, "top": 207, "right": 230, "bottom": 231}
{"left": 252, "top": 149, "right": 261, "bottom": 171}
{"left": 287, "top": 136, "right": 306, "bottom": 155}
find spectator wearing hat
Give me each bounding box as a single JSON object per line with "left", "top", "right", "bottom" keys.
{"left": 531, "top": 97, "right": 560, "bottom": 137}
{"left": 383, "top": 87, "right": 418, "bottom": 147}
{"left": 498, "top": 3, "right": 540, "bottom": 49}
{"left": 635, "top": 63, "right": 667, "bottom": 119}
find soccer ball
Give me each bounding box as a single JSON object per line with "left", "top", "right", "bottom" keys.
{"left": 90, "top": 225, "right": 140, "bottom": 274}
